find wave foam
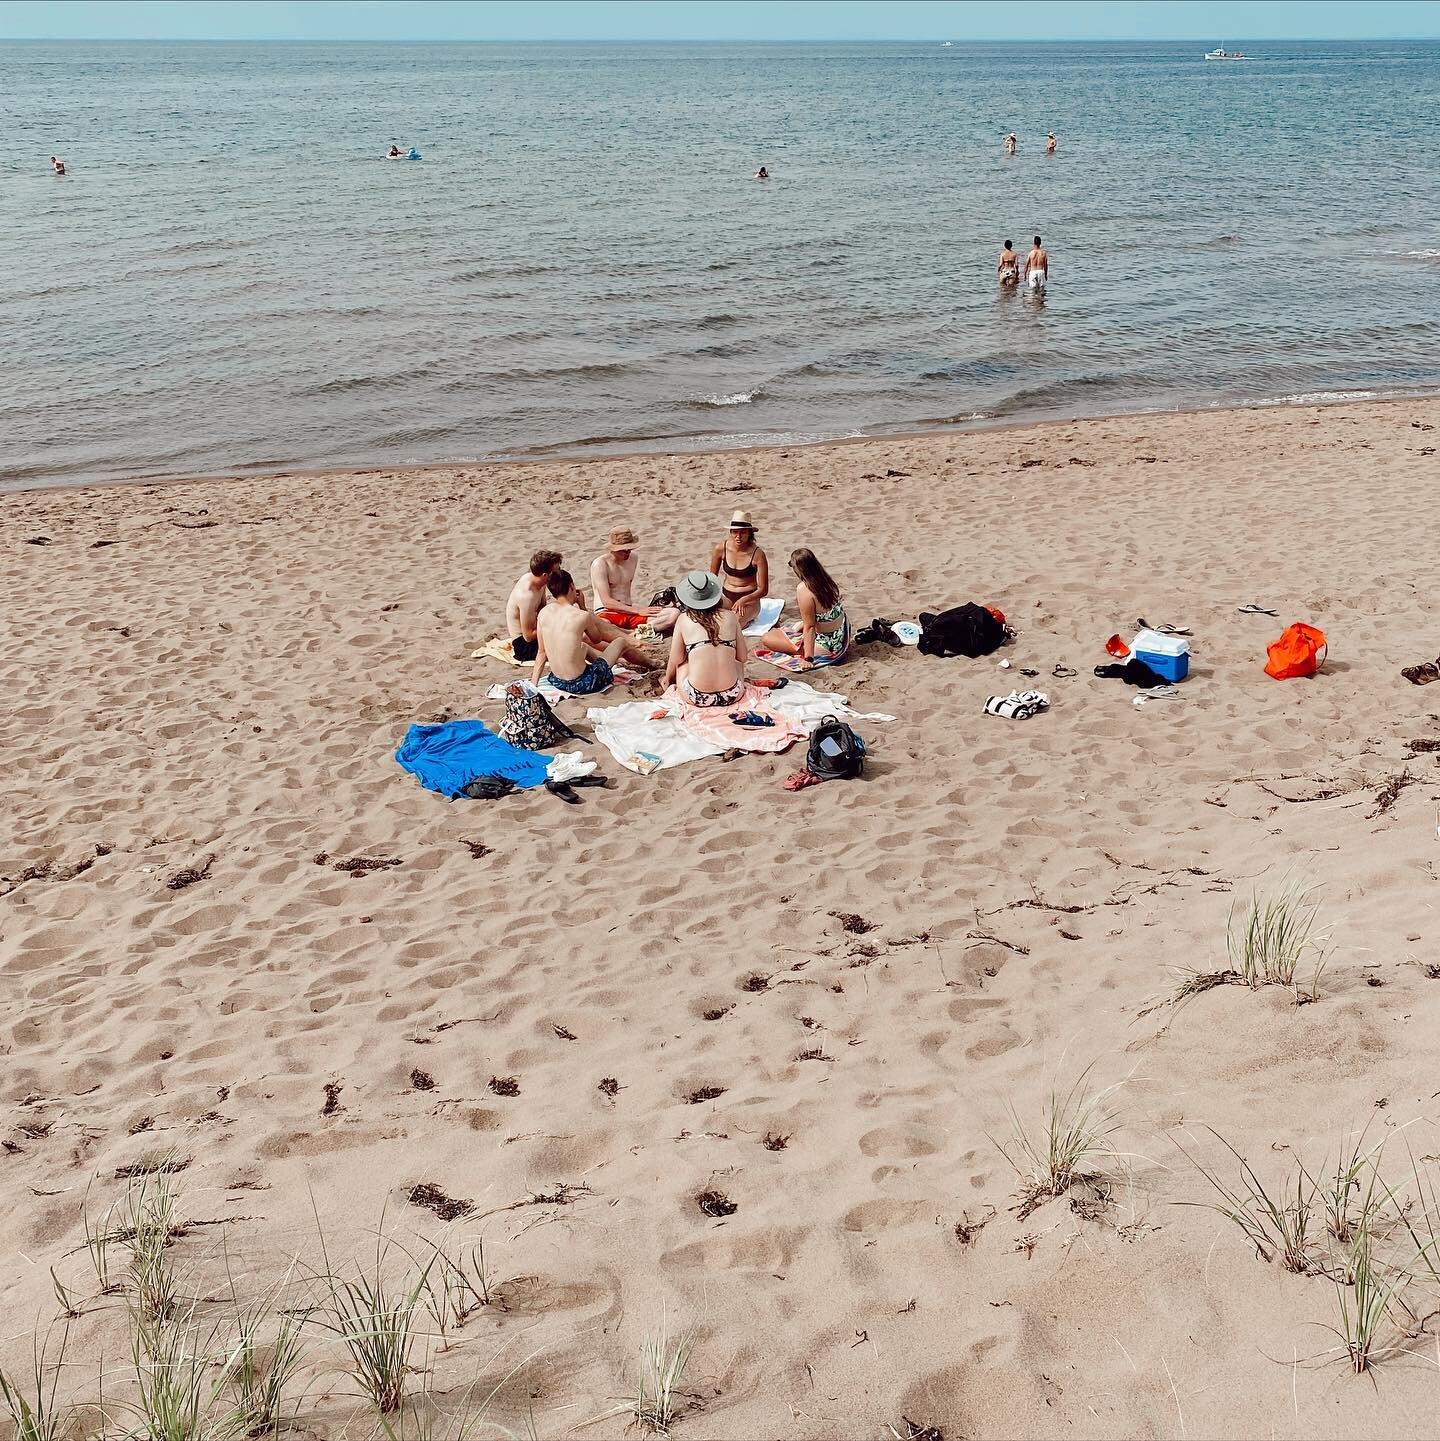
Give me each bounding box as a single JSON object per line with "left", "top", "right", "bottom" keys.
{"left": 691, "top": 391, "right": 756, "bottom": 407}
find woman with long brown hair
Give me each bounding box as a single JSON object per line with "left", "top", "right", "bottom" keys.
{"left": 758, "top": 548, "right": 849, "bottom": 669}
{"left": 663, "top": 570, "right": 748, "bottom": 706}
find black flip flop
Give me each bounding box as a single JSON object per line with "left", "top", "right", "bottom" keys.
{"left": 545, "top": 780, "right": 581, "bottom": 804}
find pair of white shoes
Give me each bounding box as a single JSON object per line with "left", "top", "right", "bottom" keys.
{"left": 985, "top": 689, "right": 1050, "bottom": 720}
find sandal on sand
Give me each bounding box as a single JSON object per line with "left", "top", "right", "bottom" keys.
{"left": 1237, "top": 603, "right": 1279, "bottom": 616}
{"left": 1052, "top": 664, "right": 1077, "bottom": 678}
{"left": 783, "top": 769, "right": 824, "bottom": 790}
{"left": 545, "top": 779, "right": 581, "bottom": 804}
{"left": 1136, "top": 618, "right": 1193, "bottom": 635}
{"left": 1402, "top": 660, "right": 1440, "bottom": 686}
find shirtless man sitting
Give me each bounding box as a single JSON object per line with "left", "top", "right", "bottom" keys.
{"left": 591, "top": 527, "right": 678, "bottom": 634}
{"left": 1024, "top": 235, "right": 1049, "bottom": 291}
{"left": 505, "top": 549, "right": 563, "bottom": 664}
{"left": 532, "top": 570, "right": 628, "bottom": 696}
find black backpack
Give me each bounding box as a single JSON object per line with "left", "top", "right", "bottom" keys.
{"left": 806, "top": 715, "right": 866, "bottom": 780}
{"left": 917, "top": 603, "right": 1006, "bottom": 658}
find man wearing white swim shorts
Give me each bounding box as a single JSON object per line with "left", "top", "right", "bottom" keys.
{"left": 1024, "top": 235, "right": 1048, "bottom": 290}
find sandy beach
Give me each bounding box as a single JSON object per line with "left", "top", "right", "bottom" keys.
{"left": 4, "top": 395, "right": 1440, "bottom": 1439}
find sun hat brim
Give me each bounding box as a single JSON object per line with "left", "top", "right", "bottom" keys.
{"left": 675, "top": 570, "right": 723, "bottom": 611}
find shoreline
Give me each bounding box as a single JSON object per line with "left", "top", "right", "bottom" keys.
{"left": 7, "top": 383, "right": 1437, "bottom": 499}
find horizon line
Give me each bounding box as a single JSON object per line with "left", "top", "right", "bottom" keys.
{"left": 6, "top": 34, "right": 1437, "bottom": 44}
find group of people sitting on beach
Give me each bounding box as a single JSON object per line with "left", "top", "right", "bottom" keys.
{"left": 503, "top": 512, "right": 848, "bottom": 705}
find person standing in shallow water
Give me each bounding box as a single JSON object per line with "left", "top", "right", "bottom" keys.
{"left": 50, "top": 155, "right": 65, "bottom": 175}
{"left": 1046, "top": 132, "right": 1057, "bottom": 155}
{"left": 1003, "top": 133, "right": 1017, "bottom": 156}
{"left": 997, "top": 239, "right": 1019, "bottom": 286}
{"left": 1025, "top": 235, "right": 1049, "bottom": 291}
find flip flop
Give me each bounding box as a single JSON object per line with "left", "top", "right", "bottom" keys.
{"left": 1136, "top": 618, "right": 1193, "bottom": 636}
{"left": 1237, "top": 604, "right": 1279, "bottom": 616}
{"left": 1402, "top": 660, "right": 1440, "bottom": 686}
{"left": 1052, "top": 664, "right": 1077, "bottom": 678}
{"left": 545, "top": 779, "right": 581, "bottom": 804}
{"left": 732, "top": 711, "right": 775, "bottom": 728}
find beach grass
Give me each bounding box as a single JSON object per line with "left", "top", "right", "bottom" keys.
{"left": 999, "top": 1063, "right": 1125, "bottom": 1217}
{"left": 0, "top": 1325, "right": 69, "bottom": 1441}
{"left": 631, "top": 1313, "right": 698, "bottom": 1435}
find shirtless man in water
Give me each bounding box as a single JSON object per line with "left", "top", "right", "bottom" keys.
{"left": 591, "top": 527, "right": 678, "bottom": 634}
{"left": 532, "top": 570, "right": 628, "bottom": 696}
{"left": 1024, "top": 235, "right": 1049, "bottom": 290}
{"left": 997, "top": 239, "right": 1019, "bottom": 286}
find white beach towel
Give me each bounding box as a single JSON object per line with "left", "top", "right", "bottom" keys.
{"left": 586, "top": 681, "right": 893, "bottom": 775}
{"left": 742, "top": 598, "right": 785, "bottom": 636}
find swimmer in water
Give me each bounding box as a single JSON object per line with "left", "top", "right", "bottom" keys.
{"left": 997, "top": 239, "right": 1019, "bottom": 286}
{"left": 1024, "top": 235, "right": 1049, "bottom": 291}
{"left": 1003, "top": 133, "right": 1017, "bottom": 156}
{"left": 1046, "top": 132, "right": 1057, "bottom": 155}
{"left": 51, "top": 155, "right": 65, "bottom": 175}
{"left": 754, "top": 166, "right": 769, "bottom": 179}
{"left": 388, "top": 145, "right": 402, "bottom": 158}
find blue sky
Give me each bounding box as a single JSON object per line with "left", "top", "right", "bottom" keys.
{"left": 4, "top": 0, "right": 1438, "bottom": 41}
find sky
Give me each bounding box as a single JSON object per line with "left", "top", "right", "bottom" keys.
{"left": 4, "top": 0, "right": 1439, "bottom": 42}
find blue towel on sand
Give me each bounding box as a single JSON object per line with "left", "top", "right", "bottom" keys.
{"left": 395, "top": 720, "right": 550, "bottom": 797}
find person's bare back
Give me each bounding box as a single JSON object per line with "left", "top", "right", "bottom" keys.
{"left": 535, "top": 603, "right": 592, "bottom": 682}
{"left": 1024, "top": 236, "right": 1049, "bottom": 289}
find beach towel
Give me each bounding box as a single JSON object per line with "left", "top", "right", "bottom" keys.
{"left": 471, "top": 637, "right": 527, "bottom": 667}
{"left": 395, "top": 719, "right": 551, "bottom": 797}
{"left": 673, "top": 684, "right": 806, "bottom": 754}
{"left": 586, "top": 681, "right": 894, "bottom": 774}
{"left": 742, "top": 598, "right": 785, "bottom": 636}
{"left": 752, "top": 620, "right": 850, "bottom": 672}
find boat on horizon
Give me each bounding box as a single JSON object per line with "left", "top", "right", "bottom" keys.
{"left": 1205, "top": 45, "right": 1248, "bottom": 60}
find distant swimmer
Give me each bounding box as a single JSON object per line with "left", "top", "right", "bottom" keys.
{"left": 387, "top": 145, "right": 402, "bottom": 158}
{"left": 997, "top": 238, "right": 1019, "bottom": 286}
{"left": 1003, "top": 132, "right": 1017, "bottom": 156}
{"left": 1046, "top": 132, "right": 1057, "bottom": 155}
{"left": 754, "top": 166, "right": 769, "bottom": 179}
{"left": 1024, "top": 235, "right": 1049, "bottom": 291}
{"left": 50, "top": 155, "right": 65, "bottom": 175}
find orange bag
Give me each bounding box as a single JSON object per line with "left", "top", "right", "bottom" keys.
{"left": 1264, "top": 623, "right": 1327, "bottom": 680}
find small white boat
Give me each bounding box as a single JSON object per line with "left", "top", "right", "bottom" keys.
{"left": 1205, "top": 45, "right": 1247, "bottom": 60}
{"left": 941, "top": 41, "right": 952, "bottom": 47}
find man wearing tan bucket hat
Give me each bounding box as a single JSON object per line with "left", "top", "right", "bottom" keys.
{"left": 706, "top": 510, "right": 769, "bottom": 629}
{"left": 590, "top": 526, "right": 678, "bottom": 634}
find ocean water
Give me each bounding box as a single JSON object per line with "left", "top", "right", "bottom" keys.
{"left": 5, "top": 38, "right": 1440, "bottom": 489}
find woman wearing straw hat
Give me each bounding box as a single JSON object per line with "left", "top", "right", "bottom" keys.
{"left": 706, "top": 511, "right": 769, "bottom": 629}
{"left": 663, "top": 570, "right": 748, "bottom": 708}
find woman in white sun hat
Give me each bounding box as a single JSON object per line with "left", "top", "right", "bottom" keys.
{"left": 663, "top": 570, "right": 748, "bottom": 708}
{"left": 706, "top": 510, "right": 769, "bottom": 629}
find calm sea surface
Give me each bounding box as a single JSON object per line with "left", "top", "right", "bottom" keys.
{"left": 5, "top": 39, "right": 1440, "bottom": 489}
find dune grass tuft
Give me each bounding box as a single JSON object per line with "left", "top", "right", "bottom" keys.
{"left": 632, "top": 1314, "right": 698, "bottom": 1435}
{"left": 998, "top": 1064, "right": 1125, "bottom": 1218}
{"left": 0, "top": 1325, "right": 70, "bottom": 1441}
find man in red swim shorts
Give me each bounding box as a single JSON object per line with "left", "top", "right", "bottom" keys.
{"left": 590, "top": 527, "right": 678, "bottom": 633}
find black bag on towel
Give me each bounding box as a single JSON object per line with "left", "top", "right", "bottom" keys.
{"left": 917, "top": 603, "right": 1006, "bottom": 658}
